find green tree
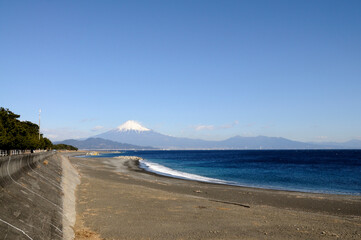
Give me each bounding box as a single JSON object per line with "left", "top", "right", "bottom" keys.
{"left": 0, "top": 107, "right": 54, "bottom": 151}
{"left": 0, "top": 108, "right": 20, "bottom": 150}
{"left": 52, "top": 144, "right": 78, "bottom": 151}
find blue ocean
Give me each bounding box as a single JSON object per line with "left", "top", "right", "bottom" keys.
{"left": 91, "top": 150, "right": 361, "bottom": 196}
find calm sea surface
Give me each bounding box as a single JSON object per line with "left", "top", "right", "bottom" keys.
{"left": 90, "top": 150, "right": 361, "bottom": 195}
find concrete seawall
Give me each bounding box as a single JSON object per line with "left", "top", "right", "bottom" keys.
{"left": 61, "top": 154, "right": 80, "bottom": 240}
{"left": 0, "top": 152, "right": 79, "bottom": 239}
{"left": 0, "top": 152, "right": 54, "bottom": 187}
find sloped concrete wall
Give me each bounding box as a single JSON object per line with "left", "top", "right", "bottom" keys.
{"left": 61, "top": 154, "right": 80, "bottom": 240}
{"left": 0, "top": 152, "right": 64, "bottom": 239}
{"left": 0, "top": 152, "right": 54, "bottom": 186}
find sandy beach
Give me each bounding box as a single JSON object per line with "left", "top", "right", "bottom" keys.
{"left": 69, "top": 154, "right": 361, "bottom": 240}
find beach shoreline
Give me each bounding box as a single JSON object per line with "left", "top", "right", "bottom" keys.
{"left": 70, "top": 154, "right": 361, "bottom": 239}
{"left": 111, "top": 155, "right": 361, "bottom": 216}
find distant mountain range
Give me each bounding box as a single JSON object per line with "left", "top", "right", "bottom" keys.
{"left": 56, "top": 120, "right": 361, "bottom": 150}
{"left": 308, "top": 139, "right": 361, "bottom": 149}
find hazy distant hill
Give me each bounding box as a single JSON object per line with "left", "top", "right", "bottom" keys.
{"left": 216, "top": 136, "right": 319, "bottom": 149}
{"left": 342, "top": 139, "right": 361, "bottom": 148}
{"left": 55, "top": 137, "right": 155, "bottom": 150}
{"left": 310, "top": 139, "right": 361, "bottom": 149}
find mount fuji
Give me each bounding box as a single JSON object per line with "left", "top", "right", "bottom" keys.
{"left": 94, "top": 120, "right": 323, "bottom": 149}
{"left": 95, "top": 120, "right": 213, "bottom": 149}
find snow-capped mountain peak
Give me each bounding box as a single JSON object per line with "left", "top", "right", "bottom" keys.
{"left": 116, "top": 120, "right": 150, "bottom": 132}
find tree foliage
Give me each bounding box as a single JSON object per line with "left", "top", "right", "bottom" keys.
{"left": 52, "top": 144, "right": 78, "bottom": 151}
{"left": 0, "top": 107, "right": 53, "bottom": 150}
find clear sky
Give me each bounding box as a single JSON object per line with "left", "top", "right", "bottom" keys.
{"left": 1, "top": 0, "right": 360, "bottom": 142}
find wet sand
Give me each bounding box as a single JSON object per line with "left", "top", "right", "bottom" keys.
{"left": 70, "top": 155, "right": 361, "bottom": 240}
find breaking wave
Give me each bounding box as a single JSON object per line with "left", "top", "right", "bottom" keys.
{"left": 139, "top": 159, "right": 232, "bottom": 185}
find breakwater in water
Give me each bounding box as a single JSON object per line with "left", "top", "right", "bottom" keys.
{"left": 0, "top": 152, "right": 79, "bottom": 239}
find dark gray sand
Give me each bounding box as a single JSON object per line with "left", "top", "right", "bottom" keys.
{"left": 69, "top": 155, "right": 361, "bottom": 240}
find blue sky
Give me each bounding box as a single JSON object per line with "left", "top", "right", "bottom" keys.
{"left": 1, "top": 0, "right": 360, "bottom": 142}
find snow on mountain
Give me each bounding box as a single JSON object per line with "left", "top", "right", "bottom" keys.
{"left": 96, "top": 120, "right": 208, "bottom": 149}
{"left": 116, "top": 120, "right": 150, "bottom": 132}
